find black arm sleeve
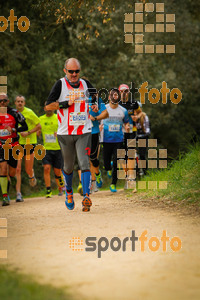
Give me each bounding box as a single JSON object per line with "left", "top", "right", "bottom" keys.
{"left": 46, "top": 80, "right": 62, "bottom": 105}
{"left": 59, "top": 101, "right": 70, "bottom": 109}
{"left": 17, "top": 120, "right": 28, "bottom": 132}
{"left": 16, "top": 111, "right": 28, "bottom": 132}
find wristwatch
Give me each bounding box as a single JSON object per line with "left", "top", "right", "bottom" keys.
{"left": 94, "top": 117, "right": 98, "bottom": 121}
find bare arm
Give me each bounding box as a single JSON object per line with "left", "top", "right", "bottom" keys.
{"left": 90, "top": 109, "right": 109, "bottom": 121}
{"left": 45, "top": 102, "right": 59, "bottom": 111}
{"left": 21, "top": 123, "right": 41, "bottom": 137}
{"left": 37, "top": 129, "right": 41, "bottom": 137}
{"left": 29, "top": 123, "right": 41, "bottom": 134}
{"left": 45, "top": 99, "right": 74, "bottom": 111}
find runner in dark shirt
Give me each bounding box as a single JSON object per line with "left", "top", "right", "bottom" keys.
{"left": 0, "top": 93, "right": 28, "bottom": 206}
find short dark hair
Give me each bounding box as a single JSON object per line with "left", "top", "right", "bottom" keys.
{"left": 109, "top": 88, "right": 120, "bottom": 102}
{"left": 109, "top": 88, "right": 120, "bottom": 98}
{"left": 109, "top": 88, "right": 119, "bottom": 94}
{"left": 15, "top": 95, "right": 25, "bottom": 101}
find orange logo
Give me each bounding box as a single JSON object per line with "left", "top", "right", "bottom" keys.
{"left": 69, "top": 237, "right": 83, "bottom": 251}
{"left": 0, "top": 9, "right": 30, "bottom": 33}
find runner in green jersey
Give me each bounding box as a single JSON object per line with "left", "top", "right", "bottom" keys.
{"left": 38, "top": 107, "right": 65, "bottom": 197}
{"left": 15, "top": 95, "right": 41, "bottom": 202}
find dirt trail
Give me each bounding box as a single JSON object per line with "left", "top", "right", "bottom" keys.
{"left": 1, "top": 191, "right": 200, "bottom": 300}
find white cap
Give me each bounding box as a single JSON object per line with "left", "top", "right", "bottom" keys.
{"left": 118, "top": 84, "right": 129, "bottom": 91}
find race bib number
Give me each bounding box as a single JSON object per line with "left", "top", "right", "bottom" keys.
{"left": 0, "top": 129, "right": 10, "bottom": 137}
{"left": 69, "top": 112, "right": 86, "bottom": 125}
{"left": 45, "top": 134, "right": 56, "bottom": 143}
{"left": 109, "top": 124, "right": 120, "bottom": 132}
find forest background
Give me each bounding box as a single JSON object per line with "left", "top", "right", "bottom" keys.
{"left": 0, "top": 0, "right": 199, "bottom": 196}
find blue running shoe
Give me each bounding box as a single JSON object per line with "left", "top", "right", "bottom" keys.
{"left": 82, "top": 194, "right": 92, "bottom": 212}
{"left": 110, "top": 184, "right": 117, "bottom": 192}
{"left": 65, "top": 189, "right": 75, "bottom": 210}
{"left": 107, "top": 170, "right": 112, "bottom": 178}
{"left": 95, "top": 171, "right": 103, "bottom": 188}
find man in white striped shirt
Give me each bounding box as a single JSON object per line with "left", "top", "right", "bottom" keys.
{"left": 46, "top": 58, "right": 96, "bottom": 212}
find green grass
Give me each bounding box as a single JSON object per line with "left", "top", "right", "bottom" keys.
{"left": 0, "top": 266, "right": 73, "bottom": 300}
{"left": 139, "top": 143, "right": 200, "bottom": 203}
{"left": 7, "top": 187, "right": 60, "bottom": 200}
{"left": 19, "top": 188, "right": 62, "bottom": 199}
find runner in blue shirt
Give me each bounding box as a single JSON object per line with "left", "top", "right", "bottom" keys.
{"left": 101, "top": 88, "right": 129, "bottom": 192}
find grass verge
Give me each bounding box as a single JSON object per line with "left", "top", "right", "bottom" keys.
{"left": 139, "top": 143, "right": 200, "bottom": 203}
{"left": 0, "top": 266, "right": 73, "bottom": 300}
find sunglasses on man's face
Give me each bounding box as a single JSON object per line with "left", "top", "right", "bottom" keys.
{"left": 0, "top": 99, "right": 8, "bottom": 103}
{"left": 66, "top": 69, "right": 80, "bottom": 74}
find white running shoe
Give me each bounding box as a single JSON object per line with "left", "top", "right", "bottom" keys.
{"left": 16, "top": 192, "right": 24, "bottom": 202}
{"left": 90, "top": 180, "right": 98, "bottom": 194}
{"left": 124, "top": 178, "right": 136, "bottom": 190}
